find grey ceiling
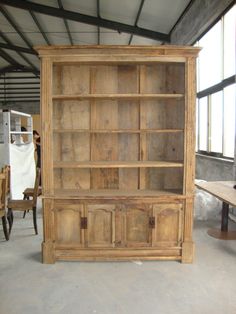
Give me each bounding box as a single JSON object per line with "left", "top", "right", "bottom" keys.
{"left": 0, "top": 0, "right": 191, "bottom": 103}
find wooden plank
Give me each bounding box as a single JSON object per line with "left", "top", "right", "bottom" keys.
{"left": 139, "top": 65, "right": 147, "bottom": 190}
{"left": 90, "top": 66, "right": 119, "bottom": 189}
{"left": 35, "top": 44, "right": 200, "bottom": 57}
{"left": 55, "top": 169, "right": 90, "bottom": 190}
{"left": 183, "top": 58, "right": 195, "bottom": 196}
{"left": 51, "top": 189, "right": 184, "bottom": 198}
{"left": 118, "top": 65, "right": 139, "bottom": 94}
{"left": 181, "top": 58, "right": 195, "bottom": 263}
{"left": 53, "top": 65, "right": 90, "bottom": 95}
{"left": 146, "top": 168, "right": 183, "bottom": 191}
{"left": 146, "top": 133, "right": 184, "bottom": 162}
{"left": 166, "top": 63, "right": 185, "bottom": 94}
{"left": 53, "top": 100, "right": 90, "bottom": 129}
{"left": 42, "top": 198, "right": 55, "bottom": 263}
{"left": 53, "top": 129, "right": 184, "bottom": 133}
{"left": 46, "top": 55, "right": 187, "bottom": 64}
{"left": 53, "top": 161, "right": 184, "bottom": 168}
{"left": 92, "top": 65, "right": 118, "bottom": 93}
{"left": 55, "top": 255, "right": 181, "bottom": 262}
{"left": 52, "top": 93, "right": 184, "bottom": 100}
{"left": 41, "top": 57, "right": 53, "bottom": 195}
{"left": 143, "top": 99, "right": 184, "bottom": 130}
{"left": 195, "top": 181, "right": 236, "bottom": 207}
{"left": 118, "top": 132, "right": 139, "bottom": 189}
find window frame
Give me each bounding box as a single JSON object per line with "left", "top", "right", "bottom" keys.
{"left": 195, "top": 4, "right": 236, "bottom": 160}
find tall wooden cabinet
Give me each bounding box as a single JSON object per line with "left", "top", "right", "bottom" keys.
{"left": 36, "top": 45, "right": 200, "bottom": 263}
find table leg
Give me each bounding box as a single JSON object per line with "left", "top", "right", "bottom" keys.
{"left": 221, "top": 202, "right": 229, "bottom": 232}
{"left": 207, "top": 201, "right": 236, "bottom": 240}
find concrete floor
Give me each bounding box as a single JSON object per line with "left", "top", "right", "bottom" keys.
{"left": 1, "top": 209, "right": 236, "bottom": 314}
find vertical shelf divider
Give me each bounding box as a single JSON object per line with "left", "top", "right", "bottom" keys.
{"left": 139, "top": 65, "right": 147, "bottom": 190}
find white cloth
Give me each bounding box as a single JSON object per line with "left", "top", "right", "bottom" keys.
{"left": 10, "top": 142, "right": 36, "bottom": 199}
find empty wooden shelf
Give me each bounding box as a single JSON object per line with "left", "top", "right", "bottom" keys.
{"left": 36, "top": 45, "right": 200, "bottom": 264}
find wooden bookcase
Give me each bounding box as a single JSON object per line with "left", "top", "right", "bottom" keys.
{"left": 36, "top": 45, "right": 200, "bottom": 263}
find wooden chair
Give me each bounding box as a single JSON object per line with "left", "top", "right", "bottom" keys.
{"left": 7, "top": 168, "right": 41, "bottom": 235}
{"left": 22, "top": 186, "right": 42, "bottom": 218}
{"left": 0, "top": 167, "right": 10, "bottom": 241}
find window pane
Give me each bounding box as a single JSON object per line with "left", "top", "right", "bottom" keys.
{"left": 223, "top": 84, "right": 235, "bottom": 157}
{"left": 224, "top": 5, "right": 236, "bottom": 78}
{"left": 196, "top": 99, "right": 198, "bottom": 151}
{"left": 210, "top": 91, "right": 223, "bottom": 153}
{"left": 199, "top": 97, "right": 208, "bottom": 151}
{"left": 198, "top": 21, "right": 222, "bottom": 91}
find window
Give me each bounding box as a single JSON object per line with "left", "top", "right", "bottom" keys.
{"left": 198, "top": 22, "right": 222, "bottom": 91}
{"left": 223, "top": 84, "right": 236, "bottom": 157}
{"left": 196, "top": 5, "right": 235, "bottom": 159}
{"left": 198, "top": 97, "right": 208, "bottom": 151}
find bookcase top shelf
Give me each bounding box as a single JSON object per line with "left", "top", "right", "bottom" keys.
{"left": 35, "top": 44, "right": 201, "bottom": 58}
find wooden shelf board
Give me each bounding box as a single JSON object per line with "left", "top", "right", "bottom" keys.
{"left": 53, "top": 129, "right": 184, "bottom": 134}
{"left": 53, "top": 161, "right": 184, "bottom": 168}
{"left": 49, "top": 189, "right": 184, "bottom": 199}
{"left": 52, "top": 93, "right": 184, "bottom": 100}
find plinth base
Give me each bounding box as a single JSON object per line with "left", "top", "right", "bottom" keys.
{"left": 207, "top": 228, "right": 236, "bottom": 240}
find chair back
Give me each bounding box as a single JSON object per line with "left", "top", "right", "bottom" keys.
{"left": 0, "top": 173, "right": 5, "bottom": 212}
{"left": 3, "top": 165, "right": 10, "bottom": 195}
{"left": 32, "top": 168, "right": 41, "bottom": 207}
{"left": 0, "top": 167, "right": 8, "bottom": 217}
{"left": 0, "top": 166, "right": 9, "bottom": 207}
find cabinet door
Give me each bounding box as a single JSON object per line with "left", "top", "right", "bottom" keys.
{"left": 152, "top": 203, "right": 183, "bottom": 247}
{"left": 54, "top": 204, "right": 85, "bottom": 247}
{"left": 121, "top": 205, "right": 152, "bottom": 247}
{"left": 86, "top": 204, "right": 116, "bottom": 248}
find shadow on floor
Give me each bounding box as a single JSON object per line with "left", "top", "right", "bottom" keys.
{"left": 27, "top": 251, "right": 42, "bottom": 263}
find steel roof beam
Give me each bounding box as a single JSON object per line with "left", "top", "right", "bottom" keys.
{"left": 97, "top": 0, "right": 100, "bottom": 45}
{"left": 0, "top": 0, "right": 170, "bottom": 42}
{"left": 29, "top": 10, "right": 51, "bottom": 45}
{"left": 0, "top": 6, "right": 34, "bottom": 50}
{"left": 0, "top": 27, "right": 39, "bottom": 77}
{"left": 0, "top": 87, "right": 39, "bottom": 90}
{"left": 0, "top": 48, "right": 19, "bottom": 65}
{"left": 57, "top": 0, "right": 74, "bottom": 45}
{"left": 129, "top": 0, "right": 146, "bottom": 45}
{"left": 0, "top": 96, "right": 40, "bottom": 99}
{"left": 0, "top": 42, "right": 36, "bottom": 55}
{"left": 0, "top": 76, "right": 39, "bottom": 80}
{"left": 0, "top": 65, "right": 40, "bottom": 76}
{"left": 0, "top": 82, "right": 39, "bottom": 85}
{"left": 0, "top": 91, "right": 39, "bottom": 94}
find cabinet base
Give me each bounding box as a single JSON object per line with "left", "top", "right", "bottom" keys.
{"left": 42, "top": 241, "right": 56, "bottom": 264}
{"left": 41, "top": 247, "right": 183, "bottom": 263}
{"left": 181, "top": 242, "right": 194, "bottom": 263}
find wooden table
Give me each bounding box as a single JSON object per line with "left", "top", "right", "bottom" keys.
{"left": 195, "top": 181, "right": 236, "bottom": 240}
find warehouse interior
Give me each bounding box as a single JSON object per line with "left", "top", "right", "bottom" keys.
{"left": 0, "top": 1, "right": 235, "bottom": 313}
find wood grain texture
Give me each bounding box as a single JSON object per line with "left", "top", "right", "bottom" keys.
{"left": 195, "top": 181, "right": 236, "bottom": 207}
{"left": 41, "top": 58, "right": 53, "bottom": 195}
{"left": 152, "top": 203, "right": 183, "bottom": 247}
